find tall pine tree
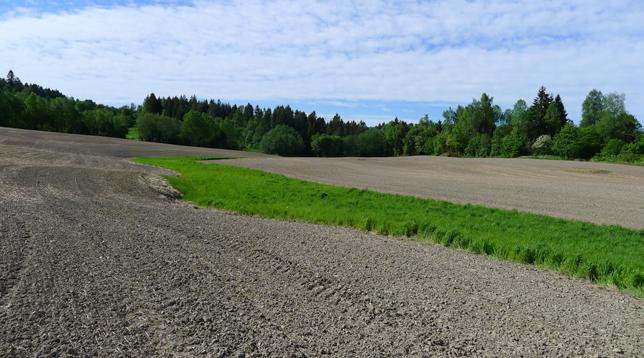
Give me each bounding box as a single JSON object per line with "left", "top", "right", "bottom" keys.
{"left": 553, "top": 94, "right": 568, "bottom": 129}
{"left": 529, "top": 86, "right": 553, "bottom": 139}
{"left": 143, "top": 93, "right": 162, "bottom": 114}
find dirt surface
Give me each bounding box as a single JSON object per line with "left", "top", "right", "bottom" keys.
{"left": 1, "top": 128, "right": 643, "bottom": 357}
{"left": 220, "top": 156, "right": 644, "bottom": 229}
{"left": 0, "top": 126, "right": 268, "bottom": 159}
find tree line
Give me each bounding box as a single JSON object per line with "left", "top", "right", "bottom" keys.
{"left": 1, "top": 70, "right": 641, "bottom": 162}
{"left": 0, "top": 70, "right": 135, "bottom": 138}
{"left": 137, "top": 86, "right": 643, "bottom": 162}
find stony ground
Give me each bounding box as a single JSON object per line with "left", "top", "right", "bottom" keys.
{"left": 220, "top": 155, "right": 644, "bottom": 229}
{"left": 1, "top": 127, "right": 642, "bottom": 357}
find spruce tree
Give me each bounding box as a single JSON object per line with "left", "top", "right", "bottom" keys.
{"left": 143, "top": 93, "right": 162, "bottom": 114}
{"left": 529, "top": 86, "right": 553, "bottom": 139}
{"left": 553, "top": 94, "right": 568, "bottom": 129}
{"left": 543, "top": 103, "right": 563, "bottom": 135}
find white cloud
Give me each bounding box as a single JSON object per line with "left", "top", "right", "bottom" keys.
{"left": 0, "top": 0, "right": 642, "bottom": 122}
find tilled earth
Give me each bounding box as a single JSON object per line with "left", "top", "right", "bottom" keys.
{"left": 0, "top": 128, "right": 642, "bottom": 357}
{"left": 220, "top": 154, "right": 644, "bottom": 229}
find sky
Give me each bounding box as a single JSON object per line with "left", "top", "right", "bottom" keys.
{"left": 1, "top": 1, "right": 643, "bottom": 125}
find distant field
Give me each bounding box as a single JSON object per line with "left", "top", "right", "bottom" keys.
{"left": 0, "top": 126, "right": 267, "bottom": 159}
{"left": 218, "top": 155, "right": 644, "bottom": 229}
{"left": 135, "top": 157, "right": 644, "bottom": 296}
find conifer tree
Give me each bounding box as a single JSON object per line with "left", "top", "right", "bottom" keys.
{"left": 529, "top": 86, "right": 553, "bottom": 139}
{"left": 553, "top": 94, "right": 568, "bottom": 128}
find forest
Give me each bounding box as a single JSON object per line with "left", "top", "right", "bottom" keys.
{"left": 0, "top": 71, "right": 136, "bottom": 138}
{"left": 1, "top": 70, "right": 642, "bottom": 162}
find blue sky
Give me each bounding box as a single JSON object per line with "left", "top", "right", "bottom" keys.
{"left": 1, "top": 0, "right": 643, "bottom": 125}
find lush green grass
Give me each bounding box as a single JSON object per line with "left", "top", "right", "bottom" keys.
{"left": 134, "top": 156, "right": 644, "bottom": 296}
{"left": 126, "top": 127, "right": 140, "bottom": 140}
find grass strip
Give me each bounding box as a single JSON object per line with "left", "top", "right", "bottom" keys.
{"left": 134, "top": 156, "right": 644, "bottom": 297}
{"left": 126, "top": 127, "right": 140, "bottom": 140}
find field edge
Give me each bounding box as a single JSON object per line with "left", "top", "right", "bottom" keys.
{"left": 132, "top": 156, "right": 644, "bottom": 298}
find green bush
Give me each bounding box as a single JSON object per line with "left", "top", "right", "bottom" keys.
{"left": 593, "top": 137, "right": 642, "bottom": 163}
{"left": 596, "top": 112, "right": 640, "bottom": 143}
{"left": 577, "top": 125, "right": 603, "bottom": 159}
{"left": 500, "top": 128, "right": 523, "bottom": 157}
{"left": 219, "top": 119, "right": 240, "bottom": 149}
{"left": 356, "top": 128, "right": 385, "bottom": 157}
{"left": 259, "top": 125, "right": 305, "bottom": 156}
{"left": 464, "top": 133, "right": 491, "bottom": 157}
{"left": 181, "top": 110, "right": 224, "bottom": 147}
{"left": 342, "top": 135, "right": 359, "bottom": 156}
{"left": 601, "top": 138, "right": 626, "bottom": 157}
{"left": 552, "top": 123, "right": 580, "bottom": 159}
{"left": 631, "top": 134, "right": 644, "bottom": 154}
{"left": 311, "top": 134, "right": 344, "bottom": 157}
{"left": 616, "top": 140, "right": 642, "bottom": 163}
{"left": 137, "top": 112, "right": 181, "bottom": 143}
{"left": 82, "top": 108, "right": 128, "bottom": 138}
{"left": 0, "top": 90, "right": 24, "bottom": 127}
{"left": 490, "top": 125, "right": 511, "bottom": 157}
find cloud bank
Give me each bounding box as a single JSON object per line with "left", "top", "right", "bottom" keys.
{"left": 1, "top": 0, "right": 643, "bottom": 123}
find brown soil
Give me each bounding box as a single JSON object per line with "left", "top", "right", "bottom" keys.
{"left": 0, "top": 126, "right": 268, "bottom": 159}
{"left": 1, "top": 127, "right": 642, "bottom": 356}
{"left": 220, "top": 155, "right": 644, "bottom": 229}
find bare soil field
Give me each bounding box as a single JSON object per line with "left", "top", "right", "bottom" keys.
{"left": 220, "top": 156, "right": 644, "bottom": 229}
{"left": 0, "top": 126, "right": 267, "bottom": 159}
{"left": 1, "top": 128, "right": 642, "bottom": 356}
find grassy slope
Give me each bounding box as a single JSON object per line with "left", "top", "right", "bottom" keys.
{"left": 135, "top": 156, "right": 644, "bottom": 296}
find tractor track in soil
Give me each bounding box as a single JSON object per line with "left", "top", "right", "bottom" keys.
{"left": 0, "top": 127, "right": 641, "bottom": 356}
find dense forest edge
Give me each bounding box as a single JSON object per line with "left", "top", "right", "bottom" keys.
{"left": 1, "top": 70, "right": 642, "bottom": 163}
